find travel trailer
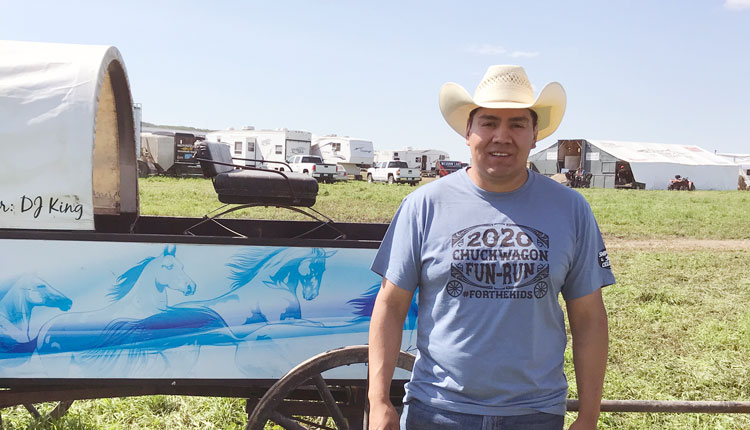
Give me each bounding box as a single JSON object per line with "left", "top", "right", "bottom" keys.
{"left": 374, "top": 147, "right": 450, "bottom": 174}
{"left": 140, "top": 131, "right": 202, "bottom": 176}
{"left": 206, "top": 127, "right": 311, "bottom": 169}
{"left": 311, "top": 135, "right": 374, "bottom": 179}
{"left": 205, "top": 128, "right": 259, "bottom": 167}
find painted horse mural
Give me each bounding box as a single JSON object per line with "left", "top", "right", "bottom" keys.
{"left": 347, "top": 283, "right": 418, "bottom": 352}
{"left": 35, "top": 245, "right": 196, "bottom": 370}
{"left": 179, "top": 247, "right": 337, "bottom": 337}
{"left": 0, "top": 274, "right": 72, "bottom": 356}
{"left": 30, "top": 246, "right": 337, "bottom": 376}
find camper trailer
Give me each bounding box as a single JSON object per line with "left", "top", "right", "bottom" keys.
{"left": 311, "top": 135, "right": 374, "bottom": 179}
{"left": 374, "top": 147, "right": 450, "bottom": 174}
{"left": 208, "top": 127, "right": 311, "bottom": 170}
{"left": 205, "top": 128, "right": 259, "bottom": 167}
{"left": 139, "top": 131, "right": 202, "bottom": 176}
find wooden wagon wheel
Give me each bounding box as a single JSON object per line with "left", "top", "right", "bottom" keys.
{"left": 23, "top": 400, "right": 74, "bottom": 421}
{"left": 246, "top": 345, "right": 415, "bottom": 430}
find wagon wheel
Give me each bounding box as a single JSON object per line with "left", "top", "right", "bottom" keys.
{"left": 23, "top": 400, "right": 74, "bottom": 421}
{"left": 246, "top": 345, "right": 415, "bottom": 430}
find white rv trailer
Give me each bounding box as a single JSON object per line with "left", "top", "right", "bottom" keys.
{"left": 206, "top": 127, "right": 312, "bottom": 169}
{"left": 206, "top": 128, "right": 259, "bottom": 167}
{"left": 374, "top": 147, "right": 450, "bottom": 173}
{"left": 311, "top": 135, "right": 374, "bottom": 179}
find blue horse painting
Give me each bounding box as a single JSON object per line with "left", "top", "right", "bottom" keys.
{"left": 180, "top": 247, "right": 337, "bottom": 337}
{"left": 347, "top": 283, "right": 419, "bottom": 352}
{"left": 34, "top": 245, "right": 196, "bottom": 374}
{"left": 0, "top": 274, "right": 71, "bottom": 357}
{"left": 31, "top": 246, "right": 338, "bottom": 377}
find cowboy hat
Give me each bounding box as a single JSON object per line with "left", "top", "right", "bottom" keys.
{"left": 439, "top": 65, "right": 566, "bottom": 141}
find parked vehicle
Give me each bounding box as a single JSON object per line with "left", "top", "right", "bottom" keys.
{"left": 668, "top": 175, "right": 696, "bottom": 191}
{"left": 205, "top": 128, "right": 259, "bottom": 167}
{"left": 208, "top": 127, "right": 311, "bottom": 170}
{"left": 374, "top": 147, "right": 450, "bottom": 175}
{"left": 287, "top": 154, "right": 338, "bottom": 182}
{"left": 366, "top": 160, "right": 421, "bottom": 185}
{"left": 334, "top": 164, "right": 349, "bottom": 182}
{"left": 435, "top": 160, "right": 464, "bottom": 177}
{"left": 311, "top": 135, "right": 374, "bottom": 180}
{"left": 139, "top": 131, "right": 203, "bottom": 175}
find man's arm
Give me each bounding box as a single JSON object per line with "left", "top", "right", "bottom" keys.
{"left": 368, "top": 278, "right": 415, "bottom": 430}
{"left": 566, "top": 288, "right": 608, "bottom": 430}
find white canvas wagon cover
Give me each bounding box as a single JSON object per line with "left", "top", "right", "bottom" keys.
{"left": 0, "top": 40, "right": 137, "bottom": 230}
{"left": 588, "top": 140, "right": 739, "bottom": 190}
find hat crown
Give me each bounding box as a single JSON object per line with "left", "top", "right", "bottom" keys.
{"left": 473, "top": 65, "right": 534, "bottom": 104}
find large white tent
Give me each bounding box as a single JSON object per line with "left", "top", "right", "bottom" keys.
{"left": 587, "top": 139, "right": 738, "bottom": 190}
{"left": 0, "top": 40, "right": 137, "bottom": 230}
{"left": 585, "top": 140, "right": 738, "bottom": 190}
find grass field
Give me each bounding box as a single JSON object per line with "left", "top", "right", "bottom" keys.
{"left": 138, "top": 176, "right": 750, "bottom": 239}
{"left": 3, "top": 177, "right": 749, "bottom": 429}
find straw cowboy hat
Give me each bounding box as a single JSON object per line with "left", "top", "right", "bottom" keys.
{"left": 439, "top": 65, "right": 566, "bottom": 141}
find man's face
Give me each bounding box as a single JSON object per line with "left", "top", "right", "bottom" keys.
{"left": 465, "top": 107, "right": 538, "bottom": 192}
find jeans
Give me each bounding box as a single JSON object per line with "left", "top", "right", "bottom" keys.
{"left": 401, "top": 400, "right": 565, "bottom": 430}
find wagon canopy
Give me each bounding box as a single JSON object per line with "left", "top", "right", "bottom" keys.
{"left": 0, "top": 40, "right": 138, "bottom": 230}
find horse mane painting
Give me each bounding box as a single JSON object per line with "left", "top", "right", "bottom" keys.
{"left": 347, "top": 283, "right": 418, "bottom": 352}
{"left": 181, "top": 247, "right": 337, "bottom": 335}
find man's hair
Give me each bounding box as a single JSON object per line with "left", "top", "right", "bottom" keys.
{"left": 467, "top": 107, "right": 539, "bottom": 132}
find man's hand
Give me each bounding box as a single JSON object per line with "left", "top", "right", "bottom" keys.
{"left": 368, "top": 399, "right": 400, "bottom": 430}
{"left": 568, "top": 416, "right": 598, "bottom": 430}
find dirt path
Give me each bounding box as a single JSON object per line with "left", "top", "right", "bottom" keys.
{"left": 604, "top": 237, "right": 750, "bottom": 251}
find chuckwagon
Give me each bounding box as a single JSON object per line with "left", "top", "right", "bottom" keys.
{"left": 0, "top": 40, "right": 415, "bottom": 429}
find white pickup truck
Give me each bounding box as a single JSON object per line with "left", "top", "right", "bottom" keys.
{"left": 366, "top": 160, "right": 421, "bottom": 186}
{"left": 287, "top": 155, "right": 338, "bottom": 183}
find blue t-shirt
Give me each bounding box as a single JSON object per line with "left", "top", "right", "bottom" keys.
{"left": 371, "top": 168, "right": 615, "bottom": 416}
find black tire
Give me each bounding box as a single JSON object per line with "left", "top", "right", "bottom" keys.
{"left": 246, "top": 345, "right": 415, "bottom": 430}
{"left": 367, "top": 174, "right": 373, "bottom": 183}
{"left": 387, "top": 175, "right": 395, "bottom": 185}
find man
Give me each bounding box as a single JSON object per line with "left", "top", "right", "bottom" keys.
{"left": 368, "top": 65, "right": 613, "bottom": 430}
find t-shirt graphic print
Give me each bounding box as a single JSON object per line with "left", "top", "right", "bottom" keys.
{"left": 448, "top": 223, "right": 550, "bottom": 300}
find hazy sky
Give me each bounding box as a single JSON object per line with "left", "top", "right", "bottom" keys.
{"left": 3, "top": 0, "right": 749, "bottom": 161}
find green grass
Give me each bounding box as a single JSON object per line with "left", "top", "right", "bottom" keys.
{"left": 579, "top": 188, "right": 750, "bottom": 240}
{"left": 3, "top": 177, "right": 749, "bottom": 429}
{"left": 138, "top": 177, "right": 750, "bottom": 238}
{"left": 563, "top": 250, "right": 750, "bottom": 429}
{"left": 138, "top": 176, "right": 413, "bottom": 223}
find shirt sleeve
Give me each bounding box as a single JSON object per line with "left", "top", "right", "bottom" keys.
{"left": 561, "top": 198, "right": 616, "bottom": 300}
{"left": 370, "top": 195, "right": 422, "bottom": 292}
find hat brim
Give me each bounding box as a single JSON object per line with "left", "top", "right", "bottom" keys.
{"left": 439, "top": 81, "right": 566, "bottom": 141}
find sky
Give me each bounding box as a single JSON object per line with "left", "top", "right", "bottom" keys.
{"left": 2, "top": 0, "right": 749, "bottom": 162}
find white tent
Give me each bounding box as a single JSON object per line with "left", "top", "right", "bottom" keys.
{"left": 0, "top": 40, "right": 137, "bottom": 230}
{"left": 716, "top": 152, "right": 750, "bottom": 188}
{"left": 587, "top": 140, "right": 739, "bottom": 190}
